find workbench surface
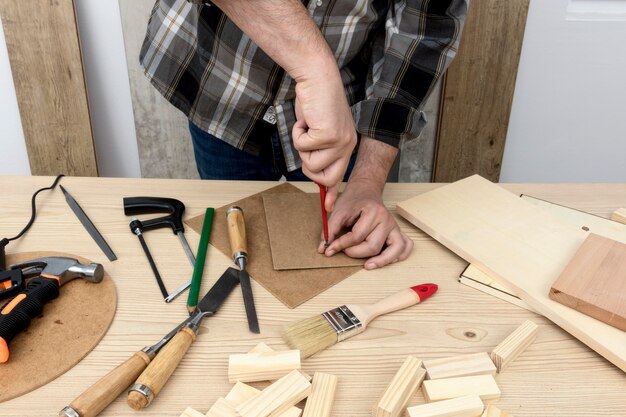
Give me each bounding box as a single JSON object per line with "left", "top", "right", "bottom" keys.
{"left": 0, "top": 177, "right": 624, "bottom": 417}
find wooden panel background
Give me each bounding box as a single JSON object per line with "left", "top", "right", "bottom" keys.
{"left": 433, "top": 0, "right": 530, "bottom": 182}
{"left": 0, "top": 0, "right": 97, "bottom": 176}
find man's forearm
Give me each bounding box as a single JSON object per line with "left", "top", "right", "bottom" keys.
{"left": 210, "top": 0, "right": 336, "bottom": 82}
{"left": 348, "top": 137, "right": 399, "bottom": 193}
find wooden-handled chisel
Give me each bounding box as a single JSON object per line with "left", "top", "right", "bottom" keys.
{"left": 226, "top": 206, "right": 260, "bottom": 334}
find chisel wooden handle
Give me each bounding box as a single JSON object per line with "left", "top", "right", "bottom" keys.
{"left": 60, "top": 351, "right": 151, "bottom": 417}
{"left": 226, "top": 206, "right": 247, "bottom": 261}
{"left": 126, "top": 327, "right": 196, "bottom": 410}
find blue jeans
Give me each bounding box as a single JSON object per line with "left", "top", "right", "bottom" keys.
{"left": 189, "top": 121, "right": 356, "bottom": 181}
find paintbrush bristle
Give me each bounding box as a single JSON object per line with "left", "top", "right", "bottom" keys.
{"left": 282, "top": 314, "right": 338, "bottom": 359}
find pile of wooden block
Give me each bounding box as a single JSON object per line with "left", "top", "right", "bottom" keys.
{"left": 374, "top": 320, "right": 538, "bottom": 417}
{"left": 180, "top": 343, "right": 337, "bottom": 417}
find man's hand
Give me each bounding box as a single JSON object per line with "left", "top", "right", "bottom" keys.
{"left": 318, "top": 137, "right": 414, "bottom": 269}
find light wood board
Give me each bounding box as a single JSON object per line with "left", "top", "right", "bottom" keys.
{"left": 0, "top": 0, "right": 97, "bottom": 176}
{"left": 549, "top": 234, "right": 626, "bottom": 331}
{"left": 0, "top": 252, "right": 116, "bottom": 403}
{"left": 263, "top": 193, "right": 363, "bottom": 270}
{"left": 397, "top": 175, "right": 626, "bottom": 372}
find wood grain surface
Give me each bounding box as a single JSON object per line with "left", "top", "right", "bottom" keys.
{"left": 0, "top": 0, "right": 97, "bottom": 176}
{"left": 0, "top": 177, "right": 624, "bottom": 417}
{"left": 433, "top": 0, "right": 530, "bottom": 182}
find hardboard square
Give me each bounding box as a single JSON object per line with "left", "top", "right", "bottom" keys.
{"left": 549, "top": 233, "right": 626, "bottom": 331}
{"left": 262, "top": 193, "right": 364, "bottom": 270}
{"left": 185, "top": 183, "right": 361, "bottom": 308}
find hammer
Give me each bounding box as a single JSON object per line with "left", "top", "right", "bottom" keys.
{"left": 0, "top": 256, "right": 103, "bottom": 363}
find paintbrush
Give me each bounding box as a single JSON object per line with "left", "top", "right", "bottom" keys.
{"left": 282, "top": 283, "right": 438, "bottom": 359}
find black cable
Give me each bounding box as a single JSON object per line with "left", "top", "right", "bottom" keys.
{"left": 6, "top": 175, "right": 65, "bottom": 242}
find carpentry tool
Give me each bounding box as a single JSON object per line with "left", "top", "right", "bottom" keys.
{"left": 58, "top": 319, "right": 191, "bottom": 417}
{"left": 315, "top": 182, "right": 329, "bottom": 247}
{"left": 227, "top": 206, "right": 260, "bottom": 334}
{"left": 126, "top": 268, "right": 240, "bottom": 410}
{"left": 123, "top": 197, "right": 196, "bottom": 301}
{"left": 283, "top": 283, "right": 438, "bottom": 359}
{"left": 59, "top": 185, "right": 117, "bottom": 262}
{"left": 186, "top": 207, "right": 214, "bottom": 314}
{"left": 0, "top": 257, "right": 103, "bottom": 363}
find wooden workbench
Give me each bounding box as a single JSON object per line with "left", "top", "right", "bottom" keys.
{"left": 0, "top": 177, "right": 624, "bottom": 416}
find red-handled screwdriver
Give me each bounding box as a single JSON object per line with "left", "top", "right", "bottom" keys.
{"left": 316, "top": 182, "right": 329, "bottom": 247}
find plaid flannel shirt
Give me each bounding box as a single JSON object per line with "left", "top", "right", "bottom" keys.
{"left": 141, "top": 0, "right": 467, "bottom": 171}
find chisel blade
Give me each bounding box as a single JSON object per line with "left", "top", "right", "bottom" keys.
{"left": 238, "top": 269, "right": 260, "bottom": 333}
{"left": 59, "top": 185, "right": 117, "bottom": 261}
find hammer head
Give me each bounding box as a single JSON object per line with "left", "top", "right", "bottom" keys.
{"left": 10, "top": 256, "right": 103, "bottom": 286}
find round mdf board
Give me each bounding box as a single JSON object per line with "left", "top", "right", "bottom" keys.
{"left": 0, "top": 252, "right": 117, "bottom": 403}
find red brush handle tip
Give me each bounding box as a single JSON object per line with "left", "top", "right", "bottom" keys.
{"left": 410, "top": 283, "right": 438, "bottom": 301}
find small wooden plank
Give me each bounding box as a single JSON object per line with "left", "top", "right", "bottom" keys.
{"left": 374, "top": 356, "right": 425, "bottom": 417}
{"left": 206, "top": 398, "right": 238, "bottom": 417}
{"left": 236, "top": 370, "right": 311, "bottom": 417}
{"left": 459, "top": 265, "right": 534, "bottom": 312}
{"left": 229, "top": 350, "right": 301, "bottom": 383}
{"left": 180, "top": 407, "right": 206, "bottom": 417}
{"left": 224, "top": 382, "right": 302, "bottom": 417}
{"left": 481, "top": 405, "right": 513, "bottom": 417}
{"left": 490, "top": 320, "right": 538, "bottom": 372}
{"left": 422, "top": 375, "right": 500, "bottom": 403}
{"left": 423, "top": 352, "right": 496, "bottom": 380}
{"left": 407, "top": 395, "right": 484, "bottom": 417}
{"left": 249, "top": 342, "right": 276, "bottom": 354}
{"left": 396, "top": 175, "right": 626, "bottom": 372}
{"left": 611, "top": 208, "right": 626, "bottom": 225}
{"left": 549, "top": 234, "right": 626, "bottom": 331}
{"left": 302, "top": 372, "right": 338, "bottom": 417}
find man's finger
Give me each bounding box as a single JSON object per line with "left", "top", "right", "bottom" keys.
{"left": 325, "top": 183, "right": 340, "bottom": 213}
{"left": 363, "top": 229, "right": 413, "bottom": 270}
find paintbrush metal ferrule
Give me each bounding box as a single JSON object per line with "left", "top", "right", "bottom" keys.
{"left": 322, "top": 305, "right": 363, "bottom": 342}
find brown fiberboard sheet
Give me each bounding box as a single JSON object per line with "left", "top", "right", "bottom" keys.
{"left": 550, "top": 233, "right": 626, "bottom": 331}
{"left": 396, "top": 175, "right": 626, "bottom": 372}
{"left": 186, "top": 183, "right": 361, "bottom": 308}
{"left": 263, "top": 193, "right": 363, "bottom": 270}
{"left": 0, "top": 252, "right": 116, "bottom": 403}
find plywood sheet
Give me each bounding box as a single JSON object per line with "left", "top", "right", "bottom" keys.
{"left": 396, "top": 175, "right": 626, "bottom": 372}
{"left": 0, "top": 251, "right": 116, "bottom": 403}
{"left": 263, "top": 193, "right": 363, "bottom": 270}
{"left": 550, "top": 234, "right": 626, "bottom": 331}
{"left": 186, "top": 183, "right": 361, "bottom": 308}
{"left": 0, "top": 0, "right": 97, "bottom": 176}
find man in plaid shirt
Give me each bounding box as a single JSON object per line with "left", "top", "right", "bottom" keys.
{"left": 141, "top": 0, "right": 467, "bottom": 269}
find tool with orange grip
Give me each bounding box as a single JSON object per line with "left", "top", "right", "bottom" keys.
{"left": 0, "top": 256, "right": 103, "bottom": 363}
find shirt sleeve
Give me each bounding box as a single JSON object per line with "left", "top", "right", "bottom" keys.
{"left": 352, "top": 0, "right": 468, "bottom": 147}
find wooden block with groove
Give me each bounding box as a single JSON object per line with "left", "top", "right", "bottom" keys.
{"left": 235, "top": 370, "right": 311, "bottom": 417}
{"left": 229, "top": 350, "right": 301, "bottom": 383}
{"left": 407, "top": 395, "right": 484, "bottom": 417}
{"left": 224, "top": 382, "right": 302, "bottom": 417}
{"left": 180, "top": 407, "right": 205, "bottom": 417}
{"left": 611, "top": 208, "right": 626, "bottom": 225}
{"left": 302, "top": 372, "right": 338, "bottom": 417}
{"left": 490, "top": 320, "right": 538, "bottom": 372}
{"left": 422, "top": 375, "right": 500, "bottom": 402}
{"left": 423, "top": 352, "right": 496, "bottom": 380}
{"left": 481, "top": 405, "right": 513, "bottom": 417}
{"left": 374, "top": 356, "right": 425, "bottom": 417}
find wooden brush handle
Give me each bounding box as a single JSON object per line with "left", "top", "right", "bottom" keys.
{"left": 127, "top": 328, "right": 196, "bottom": 410}
{"left": 227, "top": 207, "right": 247, "bottom": 260}
{"left": 348, "top": 284, "right": 437, "bottom": 327}
{"left": 65, "top": 351, "right": 151, "bottom": 417}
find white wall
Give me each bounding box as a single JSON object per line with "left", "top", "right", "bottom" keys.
{"left": 501, "top": 0, "right": 626, "bottom": 182}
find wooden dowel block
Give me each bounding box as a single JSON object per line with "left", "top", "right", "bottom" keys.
{"left": 302, "top": 372, "right": 338, "bottom": 417}
{"left": 423, "top": 352, "right": 496, "bottom": 380}
{"left": 374, "top": 356, "right": 426, "bottom": 417}
{"left": 179, "top": 407, "right": 206, "bottom": 417}
{"left": 422, "top": 375, "right": 500, "bottom": 402}
{"left": 249, "top": 342, "right": 276, "bottom": 354}
{"left": 236, "top": 370, "right": 311, "bottom": 417}
{"left": 407, "top": 395, "right": 484, "bottom": 417}
{"left": 490, "top": 320, "right": 538, "bottom": 372}
{"left": 206, "top": 398, "right": 238, "bottom": 417}
{"left": 224, "top": 382, "right": 302, "bottom": 417}
{"left": 229, "top": 350, "right": 301, "bottom": 383}
{"left": 611, "top": 208, "right": 626, "bottom": 225}
{"left": 480, "top": 405, "right": 513, "bottom": 417}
